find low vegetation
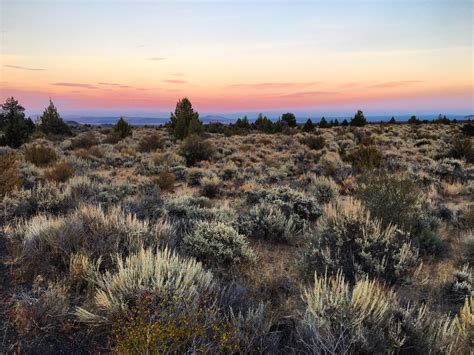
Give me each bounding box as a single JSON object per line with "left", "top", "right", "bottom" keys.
{"left": 0, "top": 96, "right": 472, "bottom": 353}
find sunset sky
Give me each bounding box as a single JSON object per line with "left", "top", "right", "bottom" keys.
{"left": 1, "top": 0, "right": 473, "bottom": 118}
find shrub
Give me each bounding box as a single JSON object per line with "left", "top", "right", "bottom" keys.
{"left": 307, "top": 175, "right": 339, "bottom": 203}
{"left": 70, "top": 131, "right": 98, "bottom": 149}
{"left": 155, "top": 171, "right": 175, "bottom": 190}
{"left": 75, "top": 247, "right": 214, "bottom": 325}
{"left": 113, "top": 117, "right": 133, "bottom": 139}
{"left": 298, "top": 271, "right": 395, "bottom": 354}
{"left": 0, "top": 182, "right": 74, "bottom": 223}
{"left": 24, "top": 144, "right": 58, "bottom": 166}
{"left": 44, "top": 161, "right": 75, "bottom": 182}
{"left": 347, "top": 145, "right": 383, "bottom": 171}
{"left": 304, "top": 198, "right": 418, "bottom": 283}
{"left": 245, "top": 185, "right": 321, "bottom": 222}
{"left": 187, "top": 167, "right": 207, "bottom": 186}
{"left": 238, "top": 203, "right": 298, "bottom": 243}
{"left": 138, "top": 133, "right": 162, "bottom": 152}
{"left": 415, "top": 228, "right": 444, "bottom": 256}
{"left": 183, "top": 221, "right": 255, "bottom": 265}
{"left": 5, "top": 205, "right": 167, "bottom": 280}
{"left": 200, "top": 175, "right": 221, "bottom": 198}
{"left": 302, "top": 135, "right": 325, "bottom": 150}
{"left": 180, "top": 134, "right": 214, "bottom": 166}
{"left": 0, "top": 149, "right": 21, "bottom": 197}
{"left": 221, "top": 160, "right": 238, "bottom": 180}
{"left": 357, "top": 173, "right": 422, "bottom": 231}
{"left": 10, "top": 283, "right": 70, "bottom": 337}
{"left": 449, "top": 135, "right": 473, "bottom": 163}
{"left": 451, "top": 265, "right": 472, "bottom": 301}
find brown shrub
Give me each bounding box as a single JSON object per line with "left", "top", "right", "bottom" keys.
{"left": 155, "top": 171, "right": 175, "bottom": 190}
{"left": 347, "top": 145, "right": 383, "bottom": 171}
{"left": 70, "top": 131, "right": 98, "bottom": 149}
{"left": 138, "top": 133, "right": 162, "bottom": 152}
{"left": 0, "top": 151, "right": 21, "bottom": 197}
{"left": 24, "top": 144, "right": 58, "bottom": 166}
{"left": 44, "top": 162, "right": 75, "bottom": 182}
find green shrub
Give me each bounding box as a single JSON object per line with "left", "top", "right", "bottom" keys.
{"left": 305, "top": 198, "right": 418, "bottom": 283}
{"left": 415, "top": 229, "right": 444, "bottom": 256}
{"left": 180, "top": 134, "right": 214, "bottom": 166}
{"left": 183, "top": 221, "right": 255, "bottom": 265}
{"left": 238, "top": 203, "right": 298, "bottom": 243}
{"left": 24, "top": 144, "right": 58, "bottom": 166}
{"left": 347, "top": 145, "right": 383, "bottom": 171}
{"left": 0, "top": 97, "right": 34, "bottom": 148}
{"left": 357, "top": 173, "right": 422, "bottom": 231}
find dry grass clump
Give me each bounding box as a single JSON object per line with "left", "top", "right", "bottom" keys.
{"left": 298, "top": 271, "right": 471, "bottom": 354}
{"left": 304, "top": 174, "right": 339, "bottom": 203}
{"left": 75, "top": 247, "right": 215, "bottom": 324}
{"left": 5, "top": 205, "right": 169, "bottom": 280}
{"left": 305, "top": 198, "right": 418, "bottom": 283}
{"left": 24, "top": 144, "right": 58, "bottom": 166}
{"left": 183, "top": 221, "right": 255, "bottom": 265}
{"left": 44, "top": 161, "right": 75, "bottom": 182}
{"left": 0, "top": 148, "right": 21, "bottom": 197}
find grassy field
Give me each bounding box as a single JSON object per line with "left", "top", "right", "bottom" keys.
{"left": 0, "top": 120, "right": 473, "bottom": 353}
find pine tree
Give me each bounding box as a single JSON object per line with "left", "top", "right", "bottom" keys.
{"left": 113, "top": 117, "right": 133, "bottom": 139}
{"left": 303, "top": 118, "right": 314, "bottom": 132}
{"left": 281, "top": 112, "right": 297, "bottom": 127}
{"left": 389, "top": 117, "right": 396, "bottom": 124}
{"left": 319, "top": 117, "right": 329, "bottom": 128}
{"left": 350, "top": 110, "right": 367, "bottom": 127}
{"left": 169, "top": 98, "right": 202, "bottom": 139}
{"left": 0, "top": 97, "right": 34, "bottom": 148}
{"left": 38, "top": 99, "right": 71, "bottom": 135}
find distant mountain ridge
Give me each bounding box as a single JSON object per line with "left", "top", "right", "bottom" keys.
{"left": 68, "top": 114, "right": 471, "bottom": 125}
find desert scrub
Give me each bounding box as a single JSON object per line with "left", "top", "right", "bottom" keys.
{"left": 238, "top": 203, "right": 298, "bottom": 243}
{"left": 305, "top": 174, "right": 339, "bottom": 203}
{"left": 5, "top": 205, "right": 169, "bottom": 280}
{"left": 297, "top": 271, "right": 468, "bottom": 354}
{"left": 304, "top": 198, "right": 418, "bottom": 283}
{"left": 450, "top": 265, "right": 473, "bottom": 301}
{"left": 200, "top": 175, "right": 221, "bottom": 198}
{"left": 138, "top": 132, "right": 162, "bottom": 152}
{"left": 9, "top": 283, "right": 70, "bottom": 338}
{"left": 357, "top": 173, "right": 423, "bottom": 231}
{"left": 347, "top": 145, "right": 384, "bottom": 171}
{"left": 180, "top": 134, "right": 214, "bottom": 166}
{"left": 186, "top": 167, "right": 207, "bottom": 186}
{"left": 155, "top": 170, "right": 175, "bottom": 190}
{"left": 0, "top": 148, "right": 21, "bottom": 197}
{"left": 301, "top": 134, "right": 325, "bottom": 150}
{"left": 75, "top": 247, "right": 215, "bottom": 325}
{"left": 0, "top": 183, "right": 74, "bottom": 223}
{"left": 183, "top": 221, "right": 255, "bottom": 265}
{"left": 70, "top": 131, "right": 99, "bottom": 149}
{"left": 245, "top": 185, "right": 321, "bottom": 222}
{"left": 23, "top": 144, "right": 58, "bottom": 166}
{"left": 44, "top": 161, "right": 75, "bottom": 182}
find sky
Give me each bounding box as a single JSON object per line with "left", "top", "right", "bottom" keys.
{"left": 0, "top": 0, "right": 473, "bottom": 118}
